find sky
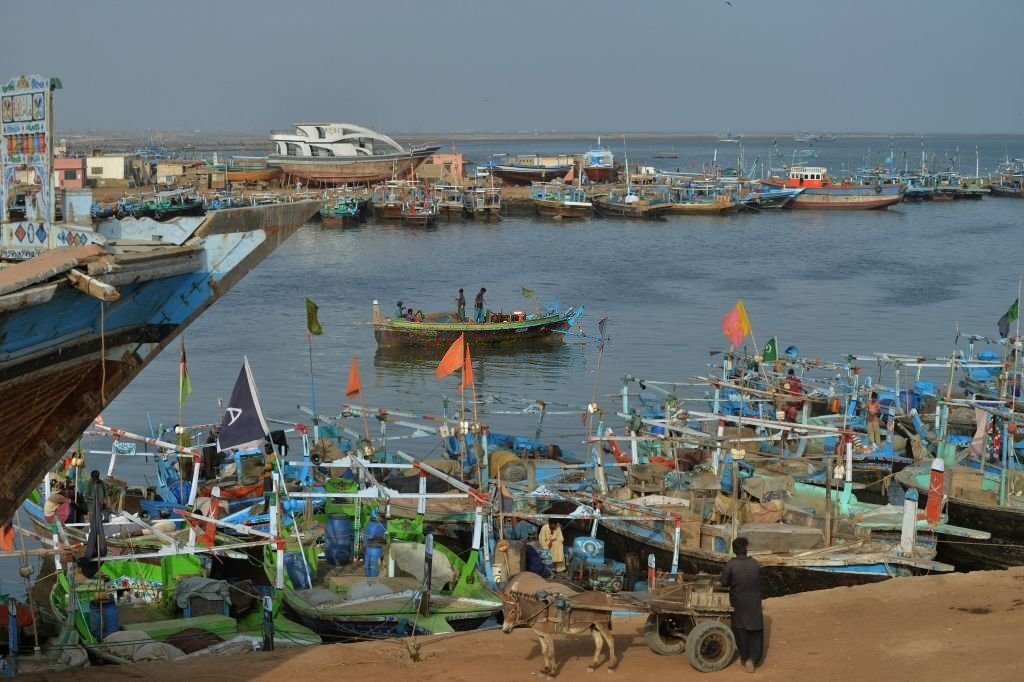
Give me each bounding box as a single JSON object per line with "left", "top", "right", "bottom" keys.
{"left": 5, "top": 0, "right": 1024, "bottom": 135}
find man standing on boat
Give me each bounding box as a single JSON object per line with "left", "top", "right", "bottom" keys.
{"left": 720, "top": 536, "right": 764, "bottom": 673}
{"left": 474, "top": 288, "right": 486, "bottom": 323}
{"left": 394, "top": 301, "right": 404, "bottom": 319}
{"left": 457, "top": 288, "right": 466, "bottom": 321}
{"left": 866, "top": 391, "right": 881, "bottom": 446}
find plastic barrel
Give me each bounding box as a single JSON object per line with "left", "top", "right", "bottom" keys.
{"left": 284, "top": 552, "right": 311, "bottom": 589}
{"left": 88, "top": 599, "right": 119, "bottom": 640}
{"left": 324, "top": 515, "right": 353, "bottom": 566}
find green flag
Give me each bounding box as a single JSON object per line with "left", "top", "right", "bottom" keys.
{"left": 178, "top": 338, "right": 192, "bottom": 405}
{"left": 762, "top": 336, "right": 778, "bottom": 362}
{"left": 999, "top": 299, "right": 1019, "bottom": 338}
{"left": 521, "top": 287, "right": 534, "bottom": 299}
{"left": 305, "top": 297, "right": 323, "bottom": 336}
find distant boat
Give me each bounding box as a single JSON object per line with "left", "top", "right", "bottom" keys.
{"left": 269, "top": 122, "right": 439, "bottom": 185}
{"left": 486, "top": 154, "right": 574, "bottom": 185}
{"left": 530, "top": 181, "right": 592, "bottom": 219}
{"left": 582, "top": 139, "right": 615, "bottom": 182}
{"left": 760, "top": 166, "right": 904, "bottom": 209}
{"left": 652, "top": 149, "right": 678, "bottom": 159}
{"left": 717, "top": 130, "right": 742, "bottom": 143}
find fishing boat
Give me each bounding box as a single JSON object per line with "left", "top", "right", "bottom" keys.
{"left": 371, "top": 300, "right": 582, "bottom": 349}
{"left": 737, "top": 186, "right": 803, "bottom": 209}
{"left": 591, "top": 188, "right": 672, "bottom": 218}
{"left": 0, "top": 73, "right": 320, "bottom": 523}
{"left": 145, "top": 187, "right": 206, "bottom": 221}
{"left": 582, "top": 140, "right": 615, "bottom": 183}
{"left": 485, "top": 154, "right": 574, "bottom": 186}
{"left": 370, "top": 180, "right": 423, "bottom": 220}
{"left": 401, "top": 197, "right": 439, "bottom": 226}
{"left": 462, "top": 186, "right": 502, "bottom": 219}
{"left": 760, "top": 166, "right": 905, "bottom": 209}
{"left": 204, "top": 156, "right": 282, "bottom": 184}
{"left": 269, "top": 122, "right": 439, "bottom": 185}
{"left": 530, "top": 181, "right": 592, "bottom": 219}
{"left": 663, "top": 181, "right": 739, "bottom": 214}
{"left": 652, "top": 150, "right": 679, "bottom": 159}
{"left": 433, "top": 185, "right": 466, "bottom": 219}
{"left": 320, "top": 195, "right": 367, "bottom": 228}
{"left": 717, "top": 131, "right": 742, "bottom": 143}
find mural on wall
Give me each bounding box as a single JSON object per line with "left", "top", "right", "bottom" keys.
{"left": 1, "top": 74, "right": 52, "bottom": 229}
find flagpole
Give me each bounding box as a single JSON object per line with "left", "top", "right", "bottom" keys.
{"left": 1013, "top": 276, "right": 1023, "bottom": 412}
{"left": 307, "top": 331, "right": 319, "bottom": 442}
{"left": 178, "top": 337, "right": 184, "bottom": 433}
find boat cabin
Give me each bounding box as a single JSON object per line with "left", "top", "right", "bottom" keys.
{"left": 783, "top": 166, "right": 829, "bottom": 188}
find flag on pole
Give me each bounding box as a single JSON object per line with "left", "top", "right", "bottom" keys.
{"left": 521, "top": 287, "right": 534, "bottom": 299}
{"left": 217, "top": 357, "right": 270, "bottom": 450}
{"left": 346, "top": 354, "right": 361, "bottom": 397}
{"left": 305, "top": 298, "right": 323, "bottom": 336}
{"left": 597, "top": 317, "right": 608, "bottom": 352}
{"left": 762, "top": 336, "right": 778, "bottom": 362}
{"left": 461, "top": 344, "right": 474, "bottom": 391}
{"left": 998, "top": 299, "right": 1019, "bottom": 338}
{"left": 720, "top": 300, "right": 751, "bottom": 347}
{"left": 435, "top": 334, "right": 465, "bottom": 379}
{"left": 179, "top": 337, "right": 192, "bottom": 405}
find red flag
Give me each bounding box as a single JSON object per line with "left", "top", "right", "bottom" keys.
{"left": 564, "top": 166, "right": 574, "bottom": 183}
{"left": 721, "top": 300, "right": 751, "bottom": 347}
{"left": 346, "top": 354, "right": 361, "bottom": 397}
{"left": 435, "top": 334, "right": 465, "bottom": 379}
{"left": 0, "top": 521, "right": 15, "bottom": 551}
{"left": 461, "top": 344, "right": 474, "bottom": 391}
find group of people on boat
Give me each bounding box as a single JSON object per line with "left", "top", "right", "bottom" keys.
{"left": 456, "top": 287, "right": 488, "bottom": 323}
{"left": 394, "top": 301, "right": 425, "bottom": 322}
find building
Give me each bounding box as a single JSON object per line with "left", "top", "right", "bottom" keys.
{"left": 54, "top": 157, "right": 85, "bottom": 189}
{"left": 416, "top": 153, "right": 464, "bottom": 182}
{"left": 85, "top": 153, "right": 150, "bottom": 187}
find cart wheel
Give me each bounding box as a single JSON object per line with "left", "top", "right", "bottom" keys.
{"left": 685, "top": 620, "right": 736, "bottom": 673}
{"left": 643, "top": 614, "right": 686, "bottom": 656}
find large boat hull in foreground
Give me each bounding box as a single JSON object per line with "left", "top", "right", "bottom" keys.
{"left": 0, "top": 201, "right": 320, "bottom": 521}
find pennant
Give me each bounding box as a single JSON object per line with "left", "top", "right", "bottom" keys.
{"left": 461, "top": 344, "right": 474, "bottom": 391}
{"left": 762, "top": 336, "right": 778, "bottom": 362}
{"left": 179, "top": 337, "right": 192, "bottom": 406}
{"left": 521, "top": 287, "right": 534, "bottom": 299}
{"left": 305, "top": 298, "right": 323, "bottom": 336}
{"left": 720, "top": 300, "right": 751, "bottom": 347}
{"left": 435, "top": 334, "right": 465, "bottom": 379}
{"left": 346, "top": 354, "right": 361, "bottom": 397}
{"left": 563, "top": 166, "right": 574, "bottom": 183}
{"left": 217, "top": 357, "right": 270, "bottom": 450}
{"left": 998, "top": 299, "right": 1019, "bottom": 338}
{"left": 597, "top": 317, "right": 608, "bottom": 352}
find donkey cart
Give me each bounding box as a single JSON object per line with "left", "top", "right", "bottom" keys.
{"left": 627, "top": 572, "right": 736, "bottom": 673}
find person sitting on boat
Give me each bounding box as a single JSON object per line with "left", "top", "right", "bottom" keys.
{"left": 457, "top": 288, "right": 466, "bottom": 321}
{"left": 538, "top": 519, "right": 566, "bottom": 574}
{"left": 404, "top": 308, "right": 416, "bottom": 321}
{"left": 414, "top": 310, "right": 425, "bottom": 322}
{"left": 394, "top": 301, "right": 404, "bottom": 319}
{"left": 474, "top": 288, "right": 486, "bottom": 323}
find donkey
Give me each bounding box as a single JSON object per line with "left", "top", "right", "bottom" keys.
{"left": 501, "top": 587, "right": 618, "bottom": 678}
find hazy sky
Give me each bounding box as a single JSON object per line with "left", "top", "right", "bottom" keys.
{"left": 6, "top": 0, "right": 1024, "bottom": 134}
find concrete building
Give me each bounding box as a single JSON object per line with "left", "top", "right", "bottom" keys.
{"left": 416, "top": 153, "right": 464, "bottom": 182}
{"left": 86, "top": 153, "right": 150, "bottom": 187}
{"left": 54, "top": 157, "right": 86, "bottom": 189}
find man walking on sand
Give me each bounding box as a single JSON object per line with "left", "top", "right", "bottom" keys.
{"left": 720, "top": 537, "right": 764, "bottom": 673}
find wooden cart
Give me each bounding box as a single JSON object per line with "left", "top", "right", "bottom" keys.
{"left": 621, "top": 572, "right": 736, "bottom": 673}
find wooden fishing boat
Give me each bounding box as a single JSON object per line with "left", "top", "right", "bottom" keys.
{"left": 582, "top": 140, "right": 615, "bottom": 183}
{"left": 486, "top": 154, "right": 574, "bottom": 186}
{"left": 371, "top": 180, "right": 422, "bottom": 220}
{"left": 462, "top": 186, "right": 502, "bottom": 219}
{"left": 530, "top": 181, "right": 591, "bottom": 218}
{"left": 433, "top": 184, "right": 465, "bottom": 219}
{"left": 371, "top": 300, "right": 582, "bottom": 349}
{"left": 665, "top": 182, "right": 739, "bottom": 214}
{"left": 591, "top": 190, "right": 671, "bottom": 218}
{"left": 205, "top": 157, "right": 282, "bottom": 184}
{"left": 320, "top": 195, "right": 367, "bottom": 228}
{"left": 760, "top": 166, "right": 904, "bottom": 209}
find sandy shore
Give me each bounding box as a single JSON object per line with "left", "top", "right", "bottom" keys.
{"left": 23, "top": 567, "right": 1024, "bottom": 682}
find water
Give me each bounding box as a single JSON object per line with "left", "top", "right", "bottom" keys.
{"left": 94, "top": 134, "right": 1024, "bottom": 458}
{"left": 4, "top": 133, "right": 1023, "bottom": 599}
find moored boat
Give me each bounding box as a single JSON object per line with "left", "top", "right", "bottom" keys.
{"left": 320, "top": 195, "right": 367, "bottom": 228}
{"left": 462, "top": 186, "right": 502, "bottom": 219}
{"left": 760, "top": 166, "right": 905, "bottom": 209}
{"left": 269, "top": 122, "right": 439, "bottom": 185}
{"left": 486, "top": 154, "right": 574, "bottom": 186}
{"left": 582, "top": 140, "right": 615, "bottom": 183}
{"left": 592, "top": 188, "right": 671, "bottom": 218}
{"left": 530, "top": 181, "right": 591, "bottom": 218}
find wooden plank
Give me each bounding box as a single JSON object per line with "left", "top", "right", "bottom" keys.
{"left": 0, "top": 244, "right": 103, "bottom": 296}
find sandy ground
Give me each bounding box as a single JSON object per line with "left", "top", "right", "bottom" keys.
{"left": 22, "top": 567, "right": 1024, "bottom": 682}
